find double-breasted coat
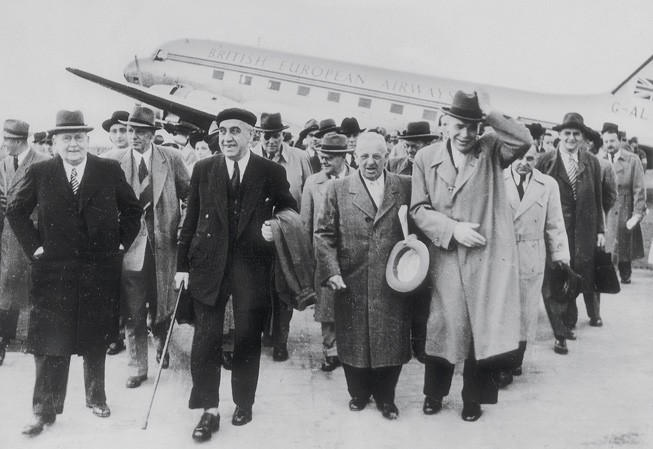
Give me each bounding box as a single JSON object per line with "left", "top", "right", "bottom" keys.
{"left": 504, "top": 168, "right": 570, "bottom": 340}
{"left": 6, "top": 154, "right": 142, "bottom": 355}
{"left": 102, "top": 145, "right": 190, "bottom": 323}
{"left": 536, "top": 148, "right": 604, "bottom": 293}
{"left": 314, "top": 171, "right": 413, "bottom": 369}
{"left": 0, "top": 149, "right": 50, "bottom": 311}
{"left": 300, "top": 166, "right": 352, "bottom": 322}
{"left": 410, "top": 111, "right": 532, "bottom": 364}
{"left": 601, "top": 150, "right": 646, "bottom": 261}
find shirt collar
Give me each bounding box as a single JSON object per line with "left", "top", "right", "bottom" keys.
{"left": 225, "top": 149, "right": 251, "bottom": 174}
{"left": 10, "top": 148, "right": 29, "bottom": 165}
{"left": 361, "top": 170, "right": 385, "bottom": 187}
{"left": 62, "top": 155, "right": 88, "bottom": 180}
{"left": 560, "top": 147, "right": 579, "bottom": 162}
{"left": 132, "top": 144, "right": 153, "bottom": 166}
{"left": 264, "top": 144, "right": 284, "bottom": 162}
{"left": 511, "top": 165, "right": 531, "bottom": 185}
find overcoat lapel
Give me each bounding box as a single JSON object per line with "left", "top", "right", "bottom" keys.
{"left": 515, "top": 173, "right": 545, "bottom": 220}
{"left": 52, "top": 156, "right": 76, "bottom": 203}
{"left": 151, "top": 145, "right": 167, "bottom": 207}
{"left": 350, "top": 173, "right": 376, "bottom": 219}
{"left": 431, "top": 145, "right": 456, "bottom": 193}
{"left": 554, "top": 151, "right": 572, "bottom": 189}
{"left": 78, "top": 155, "right": 101, "bottom": 212}
{"left": 236, "top": 155, "right": 265, "bottom": 240}
{"left": 504, "top": 171, "right": 520, "bottom": 214}
{"left": 207, "top": 156, "right": 228, "bottom": 228}
{"left": 374, "top": 173, "right": 400, "bottom": 225}
{"left": 118, "top": 149, "right": 134, "bottom": 188}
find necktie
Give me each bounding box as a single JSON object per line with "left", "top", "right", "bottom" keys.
{"left": 138, "top": 157, "right": 152, "bottom": 212}
{"left": 517, "top": 174, "right": 525, "bottom": 200}
{"left": 13, "top": 156, "right": 18, "bottom": 171}
{"left": 230, "top": 161, "right": 240, "bottom": 193}
{"left": 610, "top": 154, "right": 614, "bottom": 163}
{"left": 567, "top": 156, "right": 578, "bottom": 199}
{"left": 70, "top": 167, "right": 79, "bottom": 195}
{"left": 138, "top": 157, "right": 148, "bottom": 184}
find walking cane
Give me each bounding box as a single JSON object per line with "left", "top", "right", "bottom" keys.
{"left": 141, "top": 279, "right": 185, "bottom": 430}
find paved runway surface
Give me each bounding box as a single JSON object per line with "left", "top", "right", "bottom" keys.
{"left": 0, "top": 270, "right": 652, "bottom": 449}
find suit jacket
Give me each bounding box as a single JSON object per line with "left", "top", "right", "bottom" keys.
{"left": 536, "top": 148, "right": 603, "bottom": 292}
{"left": 314, "top": 171, "right": 412, "bottom": 368}
{"left": 0, "top": 149, "right": 50, "bottom": 310}
{"left": 387, "top": 155, "right": 413, "bottom": 176}
{"left": 102, "top": 144, "right": 190, "bottom": 323}
{"left": 177, "top": 153, "right": 297, "bottom": 307}
{"left": 6, "top": 154, "right": 142, "bottom": 355}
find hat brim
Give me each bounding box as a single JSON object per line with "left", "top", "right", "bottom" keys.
{"left": 386, "top": 238, "right": 429, "bottom": 293}
{"left": 102, "top": 119, "right": 121, "bottom": 132}
{"left": 552, "top": 122, "right": 588, "bottom": 134}
{"left": 398, "top": 134, "right": 439, "bottom": 140}
{"left": 119, "top": 120, "right": 158, "bottom": 130}
{"left": 442, "top": 107, "right": 485, "bottom": 123}
{"left": 315, "top": 127, "right": 341, "bottom": 138}
{"left": 48, "top": 126, "right": 94, "bottom": 135}
{"left": 317, "top": 147, "right": 352, "bottom": 154}
{"left": 3, "top": 131, "right": 28, "bottom": 139}
{"left": 256, "top": 125, "right": 290, "bottom": 133}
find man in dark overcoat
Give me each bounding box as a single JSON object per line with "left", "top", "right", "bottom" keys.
{"left": 174, "top": 108, "right": 297, "bottom": 442}
{"left": 536, "top": 112, "right": 604, "bottom": 354}
{"left": 6, "top": 110, "right": 142, "bottom": 436}
{"left": 314, "top": 132, "right": 413, "bottom": 421}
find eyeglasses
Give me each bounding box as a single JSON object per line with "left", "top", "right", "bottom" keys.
{"left": 264, "top": 132, "right": 281, "bottom": 140}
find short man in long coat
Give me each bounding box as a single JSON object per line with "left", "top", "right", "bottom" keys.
{"left": 7, "top": 110, "right": 141, "bottom": 435}
{"left": 410, "top": 90, "right": 531, "bottom": 421}
{"left": 315, "top": 132, "right": 412, "bottom": 421}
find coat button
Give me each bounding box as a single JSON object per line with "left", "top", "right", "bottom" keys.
{"left": 205, "top": 214, "right": 209, "bottom": 218}
{"left": 365, "top": 217, "right": 372, "bottom": 222}
{"left": 207, "top": 233, "right": 212, "bottom": 238}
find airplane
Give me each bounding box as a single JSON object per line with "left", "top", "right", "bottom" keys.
{"left": 67, "top": 38, "right": 653, "bottom": 159}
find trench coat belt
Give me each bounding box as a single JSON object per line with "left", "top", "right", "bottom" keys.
{"left": 515, "top": 232, "right": 542, "bottom": 242}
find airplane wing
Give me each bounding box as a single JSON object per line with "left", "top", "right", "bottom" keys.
{"left": 66, "top": 67, "right": 216, "bottom": 131}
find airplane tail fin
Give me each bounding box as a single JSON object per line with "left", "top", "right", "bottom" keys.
{"left": 611, "top": 53, "right": 653, "bottom": 95}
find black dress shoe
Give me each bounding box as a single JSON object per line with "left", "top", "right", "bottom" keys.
{"left": 321, "top": 356, "right": 341, "bottom": 372}
{"left": 376, "top": 402, "right": 399, "bottom": 420}
{"left": 86, "top": 402, "right": 111, "bottom": 418}
{"left": 222, "top": 351, "right": 233, "bottom": 371}
{"left": 272, "top": 347, "right": 289, "bottom": 362}
{"left": 126, "top": 374, "right": 148, "bottom": 388}
{"left": 496, "top": 370, "right": 514, "bottom": 389}
{"left": 192, "top": 412, "right": 220, "bottom": 442}
{"left": 565, "top": 330, "right": 576, "bottom": 341}
{"left": 554, "top": 339, "right": 568, "bottom": 355}
{"left": 106, "top": 340, "right": 125, "bottom": 355}
{"left": 589, "top": 317, "right": 603, "bottom": 327}
{"left": 22, "top": 413, "right": 56, "bottom": 436}
{"left": 156, "top": 350, "right": 169, "bottom": 369}
{"left": 461, "top": 402, "right": 482, "bottom": 422}
{"left": 232, "top": 406, "right": 252, "bottom": 426}
{"left": 621, "top": 277, "right": 631, "bottom": 284}
{"left": 348, "top": 397, "right": 369, "bottom": 411}
{"left": 512, "top": 366, "right": 523, "bottom": 376}
{"left": 423, "top": 396, "right": 443, "bottom": 415}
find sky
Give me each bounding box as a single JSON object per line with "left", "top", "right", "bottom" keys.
{"left": 1, "top": 0, "right": 652, "bottom": 144}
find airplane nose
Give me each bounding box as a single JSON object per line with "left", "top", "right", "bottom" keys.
{"left": 124, "top": 61, "right": 139, "bottom": 84}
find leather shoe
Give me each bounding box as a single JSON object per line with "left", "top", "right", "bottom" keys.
{"left": 192, "top": 412, "right": 220, "bottom": 442}
{"left": 22, "top": 413, "right": 56, "bottom": 436}
{"left": 423, "top": 396, "right": 443, "bottom": 415}
{"left": 589, "top": 317, "right": 603, "bottom": 327}
{"left": 222, "top": 351, "right": 233, "bottom": 371}
{"left": 0, "top": 337, "right": 6, "bottom": 366}
{"left": 321, "top": 356, "right": 341, "bottom": 372}
{"left": 106, "top": 340, "right": 125, "bottom": 356}
{"left": 272, "top": 347, "right": 289, "bottom": 362}
{"left": 348, "top": 396, "right": 369, "bottom": 411}
{"left": 156, "top": 350, "right": 169, "bottom": 369}
{"left": 461, "top": 402, "right": 482, "bottom": 422}
{"left": 126, "top": 374, "right": 147, "bottom": 388}
{"left": 621, "top": 277, "right": 631, "bottom": 284}
{"left": 554, "top": 339, "right": 568, "bottom": 355}
{"left": 512, "top": 366, "right": 523, "bottom": 376}
{"left": 376, "top": 402, "right": 399, "bottom": 420}
{"left": 496, "top": 370, "right": 514, "bottom": 389}
{"left": 232, "top": 406, "right": 252, "bottom": 426}
{"left": 565, "top": 330, "right": 576, "bottom": 341}
{"left": 87, "top": 402, "right": 111, "bottom": 418}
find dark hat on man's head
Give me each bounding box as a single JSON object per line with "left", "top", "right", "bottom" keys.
{"left": 442, "top": 91, "right": 484, "bottom": 123}
{"left": 215, "top": 108, "right": 257, "bottom": 127}
{"left": 189, "top": 131, "right": 207, "bottom": 148}
{"left": 119, "top": 106, "right": 158, "bottom": 130}
{"left": 4, "top": 119, "right": 30, "bottom": 139}
{"left": 256, "top": 112, "right": 289, "bottom": 132}
{"left": 102, "top": 110, "right": 129, "bottom": 132}
{"left": 314, "top": 118, "right": 341, "bottom": 138}
{"left": 398, "top": 121, "right": 438, "bottom": 141}
{"left": 33, "top": 131, "right": 47, "bottom": 144}
{"left": 552, "top": 112, "right": 589, "bottom": 135}
{"left": 601, "top": 122, "right": 620, "bottom": 135}
{"left": 526, "top": 122, "right": 546, "bottom": 140}
{"left": 297, "top": 118, "right": 319, "bottom": 146}
{"left": 340, "top": 117, "right": 366, "bottom": 135}
{"left": 318, "top": 133, "right": 350, "bottom": 154}
{"left": 48, "top": 110, "right": 94, "bottom": 135}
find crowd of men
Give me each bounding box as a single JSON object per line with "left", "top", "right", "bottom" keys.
{"left": 0, "top": 88, "right": 648, "bottom": 441}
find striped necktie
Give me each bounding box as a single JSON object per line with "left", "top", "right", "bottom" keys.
{"left": 566, "top": 156, "right": 578, "bottom": 199}
{"left": 70, "top": 167, "right": 79, "bottom": 195}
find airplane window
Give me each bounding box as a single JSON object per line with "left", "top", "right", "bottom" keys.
{"left": 153, "top": 50, "right": 168, "bottom": 61}
{"left": 358, "top": 98, "right": 372, "bottom": 108}
{"left": 268, "top": 80, "right": 281, "bottom": 91}
{"left": 390, "top": 104, "right": 404, "bottom": 115}
{"left": 239, "top": 75, "right": 252, "bottom": 85}
{"left": 327, "top": 92, "right": 341, "bottom": 103}
{"left": 422, "top": 109, "right": 438, "bottom": 121}
{"left": 297, "top": 86, "right": 310, "bottom": 96}
{"left": 213, "top": 70, "right": 224, "bottom": 80}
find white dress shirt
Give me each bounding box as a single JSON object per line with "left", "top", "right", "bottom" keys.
{"left": 225, "top": 150, "right": 251, "bottom": 182}
{"left": 62, "top": 157, "right": 88, "bottom": 184}
{"left": 132, "top": 144, "right": 153, "bottom": 172}
{"left": 362, "top": 171, "right": 385, "bottom": 209}
{"left": 560, "top": 148, "right": 579, "bottom": 174}
{"left": 450, "top": 145, "right": 467, "bottom": 169}
{"left": 511, "top": 167, "right": 531, "bottom": 192}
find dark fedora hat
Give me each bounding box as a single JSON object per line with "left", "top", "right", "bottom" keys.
{"left": 601, "top": 122, "right": 620, "bottom": 135}
{"left": 256, "top": 112, "right": 290, "bottom": 132}
{"left": 386, "top": 235, "right": 429, "bottom": 293}
{"left": 102, "top": 110, "right": 129, "bottom": 132}
{"left": 552, "top": 112, "right": 589, "bottom": 135}
{"left": 48, "top": 110, "right": 94, "bottom": 135}
{"left": 32, "top": 131, "right": 47, "bottom": 143}
{"left": 215, "top": 108, "right": 257, "bottom": 127}
{"left": 398, "top": 121, "right": 438, "bottom": 140}
{"left": 301, "top": 118, "right": 319, "bottom": 134}
{"left": 4, "top": 119, "right": 29, "bottom": 139}
{"left": 318, "top": 133, "right": 350, "bottom": 154}
{"left": 340, "top": 117, "right": 366, "bottom": 135}
{"left": 314, "top": 118, "right": 341, "bottom": 138}
{"left": 442, "top": 91, "right": 484, "bottom": 122}
{"left": 119, "top": 106, "right": 158, "bottom": 130}
{"left": 526, "top": 122, "right": 546, "bottom": 140}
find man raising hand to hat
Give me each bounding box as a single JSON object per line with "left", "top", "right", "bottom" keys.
{"left": 410, "top": 89, "right": 532, "bottom": 421}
